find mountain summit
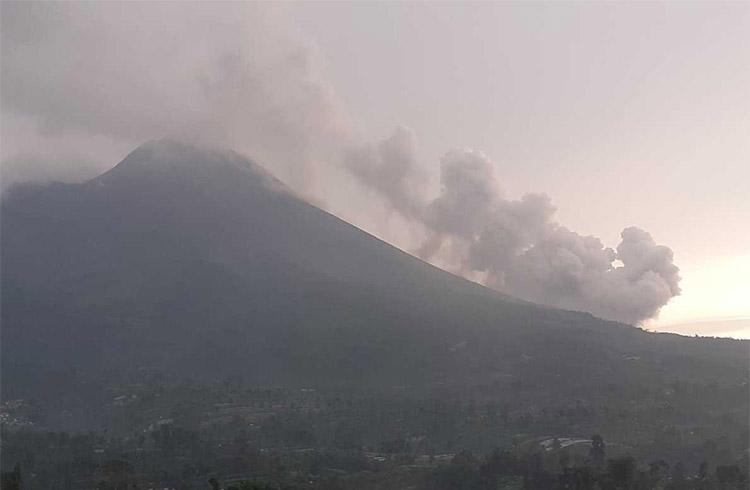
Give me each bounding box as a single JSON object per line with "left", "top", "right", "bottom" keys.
{"left": 93, "top": 139, "right": 289, "bottom": 192}
{"left": 2, "top": 142, "right": 746, "bottom": 423}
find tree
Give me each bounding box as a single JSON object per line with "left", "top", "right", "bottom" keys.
{"left": 697, "top": 461, "right": 709, "bottom": 481}
{"left": 1, "top": 463, "right": 22, "bottom": 490}
{"left": 669, "top": 462, "right": 687, "bottom": 490}
{"left": 715, "top": 465, "right": 742, "bottom": 488}
{"left": 607, "top": 457, "right": 636, "bottom": 490}
{"left": 590, "top": 435, "right": 605, "bottom": 467}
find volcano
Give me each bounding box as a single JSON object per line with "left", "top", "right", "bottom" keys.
{"left": 2, "top": 140, "right": 746, "bottom": 412}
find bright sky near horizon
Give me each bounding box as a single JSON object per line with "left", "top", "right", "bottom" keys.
{"left": 2, "top": 1, "right": 747, "bottom": 335}
{"left": 644, "top": 254, "right": 750, "bottom": 338}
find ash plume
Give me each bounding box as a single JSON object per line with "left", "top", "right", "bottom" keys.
{"left": 345, "top": 127, "right": 426, "bottom": 221}
{"left": 1, "top": 2, "right": 351, "bottom": 195}
{"left": 347, "top": 130, "right": 681, "bottom": 324}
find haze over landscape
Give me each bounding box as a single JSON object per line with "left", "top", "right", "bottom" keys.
{"left": 2, "top": 1, "right": 748, "bottom": 336}
{"left": 1, "top": 2, "right": 748, "bottom": 490}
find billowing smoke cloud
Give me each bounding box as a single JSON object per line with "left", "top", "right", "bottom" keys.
{"left": 347, "top": 130, "right": 681, "bottom": 324}
{"left": 2, "top": 2, "right": 681, "bottom": 324}
{"left": 345, "top": 127, "right": 427, "bottom": 221}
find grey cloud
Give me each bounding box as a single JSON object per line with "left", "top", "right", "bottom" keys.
{"left": 427, "top": 149, "right": 500, "bottom": 238}
{"left": 345, "top": 127, "right": 426, "bottom": 220}
{"left": 349, "top": 135, "right": 681, "bottom": 325}
{"left": 1, "top": 2, "right": 351, "bottom": 193}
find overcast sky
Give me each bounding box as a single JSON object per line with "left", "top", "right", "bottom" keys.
{"left": 2, "top": 1, "right": 748, "bottom": 335}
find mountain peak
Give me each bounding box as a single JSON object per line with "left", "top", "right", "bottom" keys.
{"left": 94, "top": 138, "right": 289, "bottom": 193}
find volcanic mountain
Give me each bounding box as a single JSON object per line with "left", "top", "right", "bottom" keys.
{"left": 2, "top": 140, "right": 746, "bottom": 407}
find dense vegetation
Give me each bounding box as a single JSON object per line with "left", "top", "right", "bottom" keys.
{"left": 2, "top": 372, "right": 747, "bottom": 489}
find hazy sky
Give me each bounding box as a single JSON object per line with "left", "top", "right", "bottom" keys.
{"left": 2, "top": 1, "right": 748, "bottom": 334}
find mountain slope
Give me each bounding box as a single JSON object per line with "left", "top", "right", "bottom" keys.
{"left": 2, "top": 140, "right": 747, "bottom": 406}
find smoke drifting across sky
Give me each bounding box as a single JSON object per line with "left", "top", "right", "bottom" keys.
{"left": 347, "top": 130, "right": 681, "bottom": 324}
{"left": 1, "top": 1, "right": 680, "bottom": 324}
{"left": 1, "top": 2, "right": 351, "bottom": 195}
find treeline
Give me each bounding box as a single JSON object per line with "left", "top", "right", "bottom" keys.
{"left": 2, "top": 429, "right": 747, "bottom": 490}
{"left": 425, "top": 445, "right": 748, "bottom": 490}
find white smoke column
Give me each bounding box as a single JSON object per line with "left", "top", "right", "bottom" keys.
{"left": 348, "top": 129, "right": 681, "bottom": 324}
